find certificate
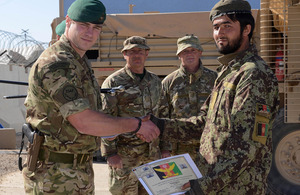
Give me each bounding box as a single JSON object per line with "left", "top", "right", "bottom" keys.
{"left": 132, "top": 153, "right": 202, "bottom": 195}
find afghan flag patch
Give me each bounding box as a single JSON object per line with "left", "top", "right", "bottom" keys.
{"left": 257, "top": 104, "right": 271, "bottom": 118}
{"left": 153, "top": 162, "right": 182, "bottom": 180}
{"left": 257, "top": 122, "right": 268, "bottom": 137}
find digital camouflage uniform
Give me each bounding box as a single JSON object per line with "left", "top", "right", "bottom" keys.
{"left": 23, "top": 34, "right": 101, "bottom": 194}
{"left": 101, "top": 65, "right": 162, "bottom": 195}
{"left": 159, "top": 61, "right": 217, "bottom": 160}
{"left": 162, "top": 45, "right": 280, "bottom": 194}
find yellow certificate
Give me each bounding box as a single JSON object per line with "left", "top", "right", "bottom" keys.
{"left": 132, "top": 153, "right": 202, "bottom": 195}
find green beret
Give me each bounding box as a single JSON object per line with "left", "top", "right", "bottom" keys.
{"left": 121, "top": 36, "right": 150, "bottom": 53}
{"left": 55, "top": 20, "right": 66, "bottom": 36}
{"left": 67, "top": 0, "right": 106, "bottom": 24}
{"left": 176, "top": 35, "right": 203, "bottom": 56}
{"left": 210, "top": 0, "right": 251, "bottom": 21}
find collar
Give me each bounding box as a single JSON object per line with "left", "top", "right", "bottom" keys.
{"left": 59, "top": 35, "right": 84, "bottom": 61}
{"left": 216, "top": 45, "right": 258, "bottom": 72}
{"left": 124, "top": 65, "right": 148, "bottom": 81}
{"left": 179, "top": 60, "right": 204, "bottom": 80}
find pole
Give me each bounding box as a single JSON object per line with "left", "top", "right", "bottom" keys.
{"left": 0, "top": 80, "right": 28, "bottom": 86}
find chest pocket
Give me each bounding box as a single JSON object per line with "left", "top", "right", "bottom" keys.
{"left": 82, "top": 74, "right": 101, "bottom": 111}
{"left": 117, "top": 86, "right": 145, "bottom": 116}
{"left": 172, "top": 92, "right": 189, "bottom": 114}
{"left": 208, "top": 81, "right": 236, "bottom": 127}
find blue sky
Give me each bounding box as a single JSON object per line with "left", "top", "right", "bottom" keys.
{"left": 1, "top": 0, "right": 260, "bottom": 44}
{"left": 1, "top": 0, "right": 59, "bottom": 43}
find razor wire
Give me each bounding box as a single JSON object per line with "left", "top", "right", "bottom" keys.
{"left": 0, "top": 30, "right": 48, "bottom": 68}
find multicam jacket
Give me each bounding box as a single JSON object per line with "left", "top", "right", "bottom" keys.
{"left": 159, "top": 61, "right": 217, "bottom": 152}
{"left": 163, "top": 45, "right": 279, "bottom": 194}
{"left": 100, "top": 66, "right": 161, "bottom": 160}
{"left": 25, "top": 35, "right": 101, "bottom": 154}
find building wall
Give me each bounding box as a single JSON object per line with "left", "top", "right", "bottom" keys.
{"left": 0, "top": 64, "right": 29, "bottom": 133}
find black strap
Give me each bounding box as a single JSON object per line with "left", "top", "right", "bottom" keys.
{"left": 132, "top": 117, "right": 142, "bottom": 134}
{"left": 18, "top": 130, "right": 25, "bottom": 171}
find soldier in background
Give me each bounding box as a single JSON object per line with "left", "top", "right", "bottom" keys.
{"left": 55, "top": 20, "right": 66, "bottom": 40}
{"left": 159, "top": 35, "right": 217, "bottom": 160}
{"left": 22, "top": 0, "right": 160, "bottom": 194}
{"left": 49, "top": 20, "right": 66, "bottom": 46}
{"left": 149, "top": 0, "right": 279, "bottom": 194}
{"left": 101, "top": 36, "right": 162, "bottom": 195}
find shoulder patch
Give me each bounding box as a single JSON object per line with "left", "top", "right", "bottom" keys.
{"left": 252, "top": 121, "right": 268, "bottom": 145}
{"left": 257, "top": 122, "right": 268, "bottom": 137}
{"left": 63, "top": 85, "right": 78, "bottom": 101}
{"left": 252, "top": 104, "right": 271, "bottom": 146}
{"left": 256, "top": 103, "right": 271, "bottom": 118}
{"left": 48, "top": 61, "right": 71, "bottom": 72}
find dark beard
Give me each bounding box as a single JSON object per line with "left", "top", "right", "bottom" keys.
{"left": 216, "top": 33, "right": 243, "bottom": 55}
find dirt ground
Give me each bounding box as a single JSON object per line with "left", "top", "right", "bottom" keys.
{"left": 0, "top": 133, "right": 111, "bottom": 195}
{"left": 0, "top": 152, "right": 24, "bottom": 178}
{"left": 0, "top": 151, "right": 26, "bottom": 195}
{"left": 0, "top": 133, "right": 28, "bottom": 178}
{"left": 0, "top": 151, "right": 110, "bottom": 195}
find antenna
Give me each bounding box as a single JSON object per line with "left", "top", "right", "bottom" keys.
{"left": 129, "top": 4, "right": 135, "bottom": 13}
{"left": 21, "top": 29, "right": 29, "bottom": 46}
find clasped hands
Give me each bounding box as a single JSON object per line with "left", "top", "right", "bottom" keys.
{"left": 136, "top": 114, "right": 160, "bottom": 142}
{"left": 106, "top": 114, "right": 161, "bottom": 142}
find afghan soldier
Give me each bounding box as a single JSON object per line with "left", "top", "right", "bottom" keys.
{"left": 159, "top": 35, "right": 217, "bottom": 161}
{"left": 22, "top": 1, "right": 160, "bottom": 194}
{"left": 101, "top": 36, "right": 162, "bottom": 195}
{"left": 148, "top": 0, "right": 280, "bottom": 194}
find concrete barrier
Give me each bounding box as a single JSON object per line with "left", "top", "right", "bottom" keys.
{"left": 0, "top": 128, "right": 16, "bottom": 149}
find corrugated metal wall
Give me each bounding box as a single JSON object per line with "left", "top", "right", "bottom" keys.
{"left": 261, "top": 0, "right": 300, "bottom": 123}
{"left": 90, "top": 25, "right": 220, "bottom": 84}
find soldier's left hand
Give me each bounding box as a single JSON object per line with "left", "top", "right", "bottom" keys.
{"left": 107, "top": 154, "right": 123, "bottom": 169}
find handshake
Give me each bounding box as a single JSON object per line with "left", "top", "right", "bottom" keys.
{"left": 135, "top": 114, "right": 165, "bottom": 142}
{"left": 103, "top": 114, "right": 164, "bottom": 143}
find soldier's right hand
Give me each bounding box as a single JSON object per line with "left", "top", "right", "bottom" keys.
{"left": 136, "top": 115, "right": 160, "bottom": 142}
{"left": 107, "top": 154, "right": 123, "bottom": 169}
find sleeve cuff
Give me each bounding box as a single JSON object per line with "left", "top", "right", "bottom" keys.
{"left": 186, "top": 179, "right": 205, "bottom": 195}
{"left": 60, "top": 98, "right": 90, "bottom": 119}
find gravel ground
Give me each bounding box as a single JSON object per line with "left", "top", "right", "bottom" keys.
{"left": 0, "top": 152, "right": 25, "bottom": 178}
{"left": 0, "top": 151, "right": 110, "bottom": 195}
{"left": 0, "top": 133, "right": 26, "bottom": 178}
{"left": 0, "top": 133, "right": 110, "bottom": 195}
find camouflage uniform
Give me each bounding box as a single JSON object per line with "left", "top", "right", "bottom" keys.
{"left": 101, "top": 65, "right": 161, "bottom": 195}
{"left": 23, "top": 34, "right": 101, "bottom": 194}
{"left": 162, "top": 45, "right": 280, "bottom": 194}
{"left": 159, "top": 61, "right": 217, "bottom": 160}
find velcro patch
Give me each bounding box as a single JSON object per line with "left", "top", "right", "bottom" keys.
{"left": 252, "top": 119, "right": 269, "bottom": 145}
{"left": 257, "top": 104, "right": 271, "bottom": 118}
{"left": 257, "top": 122, "right": 268, "bottom": 137}
{"left": 63, "top": 85, "right": 78, "bottom": 101}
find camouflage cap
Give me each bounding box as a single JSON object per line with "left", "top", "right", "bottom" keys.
{"left": 209, "top": 0, "right": 251, "bottom": 21}
{"left": 67, "top": 0, "right": 106, "bottom": 24}
{"left": 55, "top": 20, "right": 66, "bottom": 37}
{"left": 176, "top": 35, "right": 203, "bottom": 55}
{"left": 121, "top": 36, "right": 150, "bottom": 53}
